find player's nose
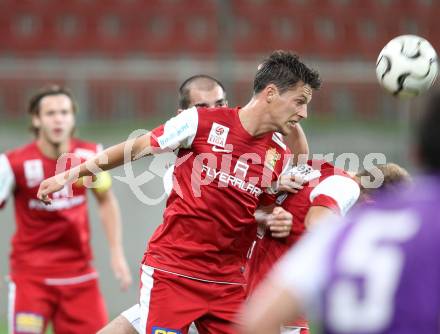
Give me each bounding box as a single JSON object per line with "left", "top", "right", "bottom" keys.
{"left": 298, "top": 105, "right": 308, "bottom": 119}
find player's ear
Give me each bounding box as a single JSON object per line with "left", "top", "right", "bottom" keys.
{"left": 265, "top": 84, "right": 278, "bottom": 104}
{"left": 32, "top": 114, "right": 41, "bottom": 129}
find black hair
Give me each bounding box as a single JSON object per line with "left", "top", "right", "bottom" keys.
{"left": 253, "top": 50, "right": 321, "bottom": 94}
{"left": 178, "top": 74, "right": 226, "bottom": 109}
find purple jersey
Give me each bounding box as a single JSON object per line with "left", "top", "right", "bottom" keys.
{"left": 272, "top": 176, "right": 440, "bottom": 334}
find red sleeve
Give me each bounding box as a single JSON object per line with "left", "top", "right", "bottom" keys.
{"left": 311, "top": 194, "right": 341, "bottom": 215}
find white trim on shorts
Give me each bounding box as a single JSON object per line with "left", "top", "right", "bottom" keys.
{"left": 121, "top": 304, "right": 141, "bottom": 334}
{"left": 143, "top": 264, "right": 245, "bottom": 285}
{"left": 44, "top": 271, "right": 98, "bottom": 286}
{"left": 8, "top": 280, "right": 16, "bottom": 334}
{"left": 139, "top": 266, "right": 155, "bottom": 334}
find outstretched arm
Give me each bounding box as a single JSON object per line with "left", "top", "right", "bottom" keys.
{"left": 37, "top": 133, "right": 153, "bottom": 203}
{"left": 38, "top": 106, "right": 199, "bottom": 203}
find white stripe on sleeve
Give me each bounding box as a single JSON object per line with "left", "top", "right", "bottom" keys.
{"left": 157, "top": 106, "right": 198, "bottom": 150}
{"left": 310, "top": 175, "right": 360, "bottom": 216}
{"left": 0, "top": 154, "right": 15, "bottom": 205}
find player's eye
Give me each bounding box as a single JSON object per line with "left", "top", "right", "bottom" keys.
{"left": 194, "top": 103, "right": 208, "bottom": 108}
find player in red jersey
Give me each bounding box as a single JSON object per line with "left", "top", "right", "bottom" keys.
{"left": 38, "top": 51, "right": 321, "bottom": 334}
{"left": 0, "top": 85, "right": 132, "bottom": 334}
{"left": 245, "top": 161, "right": 410, "bottom": 334}
{"left": 98, "top": 73, "right": 309, "bottom": 334}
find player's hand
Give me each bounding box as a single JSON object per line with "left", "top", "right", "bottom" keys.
{"left": 266, "top": 206, "right": 292, "bottom": 238}
{"left": 111, "top": 250, "right": 132, "bottom": 291}
{"left": 37, "top": 174, "right": 68, "bottom": 205}
{"left": 277, "top": 174, "right": 305, "bottom": 193}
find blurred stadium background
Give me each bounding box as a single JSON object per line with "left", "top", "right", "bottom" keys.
{"left": 0, "top": 0, "right": 438, "bottom": 331}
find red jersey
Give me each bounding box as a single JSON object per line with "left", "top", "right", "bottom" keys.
{"left": 0, "top": 139, "right": 101, "bottom": 278}
{"left": 246, "top": 161, "right": 360, "bottom": 294}
{"left": 145, "top": 106, "right": 290, "bottom": 284}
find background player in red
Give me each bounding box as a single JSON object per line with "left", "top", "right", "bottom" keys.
{"left": 37, "top": 51, "right": 321, "bottom": 333}
{"left": 0, "top": 85, "right": 132, "bottom": 334}
{"left": 246, "top": 161, "right": 410, "bottom": 334}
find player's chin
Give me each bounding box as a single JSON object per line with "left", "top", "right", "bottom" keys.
{"left": 48, "top": 134, "right": 68, "bottom": 145}
{"left": 279, "top": 123, "right": 294, "bottom": 136}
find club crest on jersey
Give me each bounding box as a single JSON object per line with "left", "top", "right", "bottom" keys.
{"left": 24, "top": 159, "right": 44, "bottom": 188}
{"left": 207, "top": 122, "right": 229, "bottom": 148}
{"left": 152, "top": 326, "right": 181, "bottom": 334}
{"left": 264, "top": 148, "right": 281, "bottom": 171}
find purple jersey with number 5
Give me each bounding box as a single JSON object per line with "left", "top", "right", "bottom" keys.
{"left": 320, "top": 176, "right": 440, "bottom": 334}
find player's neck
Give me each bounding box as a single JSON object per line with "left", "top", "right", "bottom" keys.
{"left": 240, "top": 99, "right": 277, "bottom": 137}
{"left": 36, "top": 137, "right": 71, "bottom": 160}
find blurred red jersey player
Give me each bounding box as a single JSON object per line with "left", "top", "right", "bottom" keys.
{"left": 246, "top": 161, "right": 410, "bottom": 334}
{"left": 0, "top": 85, "right": 132, "bottom": 334}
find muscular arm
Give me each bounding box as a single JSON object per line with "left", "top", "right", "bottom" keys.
{"left": 283, "top": 123, "right": 309, "bottom": 165}
{"left": 93, "top": 188, "right": 132, "bottom": 290}
{"left": 304, "top": 205, "right": 338, "bottom": 230}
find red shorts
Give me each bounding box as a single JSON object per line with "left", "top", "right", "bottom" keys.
{"left": 8, "top": 272, "right": 108, "bottom": 334}
{"left": 139, "top": 265, "right": 246, "bottom": 334}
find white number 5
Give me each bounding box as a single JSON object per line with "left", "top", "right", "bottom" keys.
{"left": 327, "top": 210, "right": 419, "bottom": 333}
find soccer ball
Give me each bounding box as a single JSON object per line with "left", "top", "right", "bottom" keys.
{"left": 376, "top": 35, "right": 438, "bottom": 98}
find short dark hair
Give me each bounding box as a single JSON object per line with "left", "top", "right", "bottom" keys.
{"left": 178, "top": 74, "right": 226, "bottom": 109}
{"left": 253, "top": 50, "right": 321, "bottom": 94}
{"left": 28, "top": 85, "right": 77, "bottom": 136}
{"left": 418, "top": 91, "right": 440, "bottom": 171}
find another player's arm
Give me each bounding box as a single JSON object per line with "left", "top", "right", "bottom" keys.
{"left": 255, "top": 205, "right": 293, "bottom": 239}
{"left": 240, "top": 219, "right": 342, "bottom": 334}
{"left": 304, "top": 206, "right": 337, "bottom": 230}
{"left": 283, "top": 123, "right": 309, "bottom": 165}
{"left": 0, "top": 154, "right": 15, "bottom": 209}
{"left": 92, "top": 172, "right": 132, "bottom": 290}
{"left": 305, "top": 175, "right": 361, "bottom": 230}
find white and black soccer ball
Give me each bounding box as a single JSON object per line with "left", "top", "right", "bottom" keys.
{"left": 376, "top": 34, "right": 438, "bottom": 98}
